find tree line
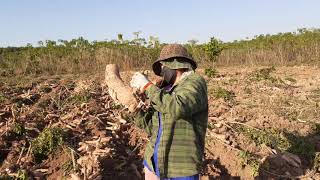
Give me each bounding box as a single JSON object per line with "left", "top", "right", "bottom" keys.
{"left": 0, "top": 28, "right": 319, "bottom": 76}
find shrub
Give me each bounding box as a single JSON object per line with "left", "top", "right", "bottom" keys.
{"left": 204, "top": 68, "right": 218, "bottom": 78}
{"left": 0, "top": 94, "right": 7, "bottom": 103}
{"left": 213, "top": 87, "right": 235, "bottom": 101}
{"left": 12, "top": 122, "right": 26, "bottom": 136}
{"left": 203, "top": 37, "right": 224, "bottom": 67}
{"left": 235, "top": 124, "right": 316, "bottom": 160}
{"left": 314, "top": 152, "right": 320, "bottom": 172}
{"left": 284, "top": 77, "right": 297, "bottom": 84}
{"left": 238, "top": 150, "right": 260, "bottom": 176}
{"left": 250, "top": 66, "right": 276, "bottom": 82}
{"left": 32, "top": 127, "right": 64, "bottom": 163}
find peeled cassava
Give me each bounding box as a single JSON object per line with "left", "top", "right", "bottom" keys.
{"left": 105, "top": 64, "right": 138, "bottom": 112}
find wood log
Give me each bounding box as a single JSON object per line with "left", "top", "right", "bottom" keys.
{"left": 105, "top": 64, "right": 138, "bottom": 112}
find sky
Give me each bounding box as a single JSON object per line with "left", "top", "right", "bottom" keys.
{"left": 1, "top": 0, "right": 320, "bottom": 47}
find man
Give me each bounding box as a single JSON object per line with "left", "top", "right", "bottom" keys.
{"left": 130, "top": 44, "right": 208, "bottom": 180}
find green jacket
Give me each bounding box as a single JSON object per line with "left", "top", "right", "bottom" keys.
{"left": 133, "top": 72, "right": 208, "bottom": 178}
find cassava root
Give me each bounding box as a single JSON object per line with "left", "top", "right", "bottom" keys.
{"left": 105, "top": 64, "right": 138, "bottom": 112}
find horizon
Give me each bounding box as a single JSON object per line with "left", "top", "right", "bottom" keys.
{"left": 1, "top": 0, "right": 320, "bottom": 47}
{"left": 0, "top": 27, "right": 317, "bottom": 48}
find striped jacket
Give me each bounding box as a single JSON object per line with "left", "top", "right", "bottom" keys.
{"left": 133, "top": 72, "right": 208, "bottom": 178}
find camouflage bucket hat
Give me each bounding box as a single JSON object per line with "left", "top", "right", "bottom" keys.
{"left": 152, "top": 44, "right": 197, "bottom": 76}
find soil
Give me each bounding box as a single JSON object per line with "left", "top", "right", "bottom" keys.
{"left": 0, "top": 66, "right": 319, "bottom": 179}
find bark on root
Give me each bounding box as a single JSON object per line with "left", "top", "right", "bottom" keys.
{"left": 105, "top": 64, "right": 138, "bottom": 112}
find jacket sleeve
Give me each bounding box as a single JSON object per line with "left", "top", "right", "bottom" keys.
{"left": 130, "top": 108, "right": 154, "bottom": 135}
{"left": 145, "top": 76, "right": 207, "bottom": 118}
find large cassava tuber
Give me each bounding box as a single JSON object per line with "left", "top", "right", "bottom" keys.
{"left": 105, "top": 64, "right": 138, "bottom": 112}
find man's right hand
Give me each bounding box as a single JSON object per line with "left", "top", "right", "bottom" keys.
{"left": 152, "top": 77, "right": 163, "bottom": 87}
{"left": 130, "top": 72, "right": 150, "bottom": 92}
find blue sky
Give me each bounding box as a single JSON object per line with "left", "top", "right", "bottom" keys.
{"left": 1, "top": 0, "right": 320, "bottom": 47}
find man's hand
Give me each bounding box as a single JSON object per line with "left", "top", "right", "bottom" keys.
{"left": 130, "top": 72, "right": 150, "bottom": 93}
{"left": 152, "top": 77, "right": 163, "bottom": 87}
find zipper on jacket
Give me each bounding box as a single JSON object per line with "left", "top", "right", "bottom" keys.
{"left": 153, "top": 111, "right": 163, "bottom": 177}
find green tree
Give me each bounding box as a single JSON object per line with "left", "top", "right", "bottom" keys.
{"left": 117, "top": 33, "right": 123, "bottom": 44}
{"left": 132, "top": 31, "right": 146, "bottom": 46}
{"left": 203, "top": 37, "right": 223, "bottom": 67}
{"left": 148, "top": 36, "right": 160, "bottom": 48}
{"left": 187, "top": 39, "right": 198, "bottom": 47}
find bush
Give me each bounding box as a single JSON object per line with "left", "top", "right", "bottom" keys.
{"left": 236, "top": 124, "right": 316, "bottom": 160}
{"left": 251, "top": 66, "right": 276, "bottom": 81}
{"left": 284, "top": 77, "right": 297, "bottom": 84}
{"left": 203, "top": 37, "right": 224, "bottom": 64}
{"left": 238, "top": 150, "right": 260, "bottom": 176}
{"left": 314, "top": 152, "right": 320, "bottom": 172}
{"left": 213, "top": 87, "right": 235, "bottom": 101}
{"left": 0, "top": 94, "right": 7, "bottom": 103}
{"left": 12, "top": 122, "right": 26, "bottom": 136}
{"left": 204, "top": 68, "right": 218, "bottom": 78}
{"left": 32, "top": 127, "right": 64, "bottom": 163}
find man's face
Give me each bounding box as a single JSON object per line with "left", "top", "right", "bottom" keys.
{"left": 160, "top": 65, "right": 177, "bottom": 85}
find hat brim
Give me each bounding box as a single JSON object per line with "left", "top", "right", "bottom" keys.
{"left": 152, "top": 56, "right": 197, "bottom": 76}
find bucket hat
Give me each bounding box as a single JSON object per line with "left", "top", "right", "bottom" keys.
{"left": 152, "top": 44, "right": 197, "bottom": 75}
